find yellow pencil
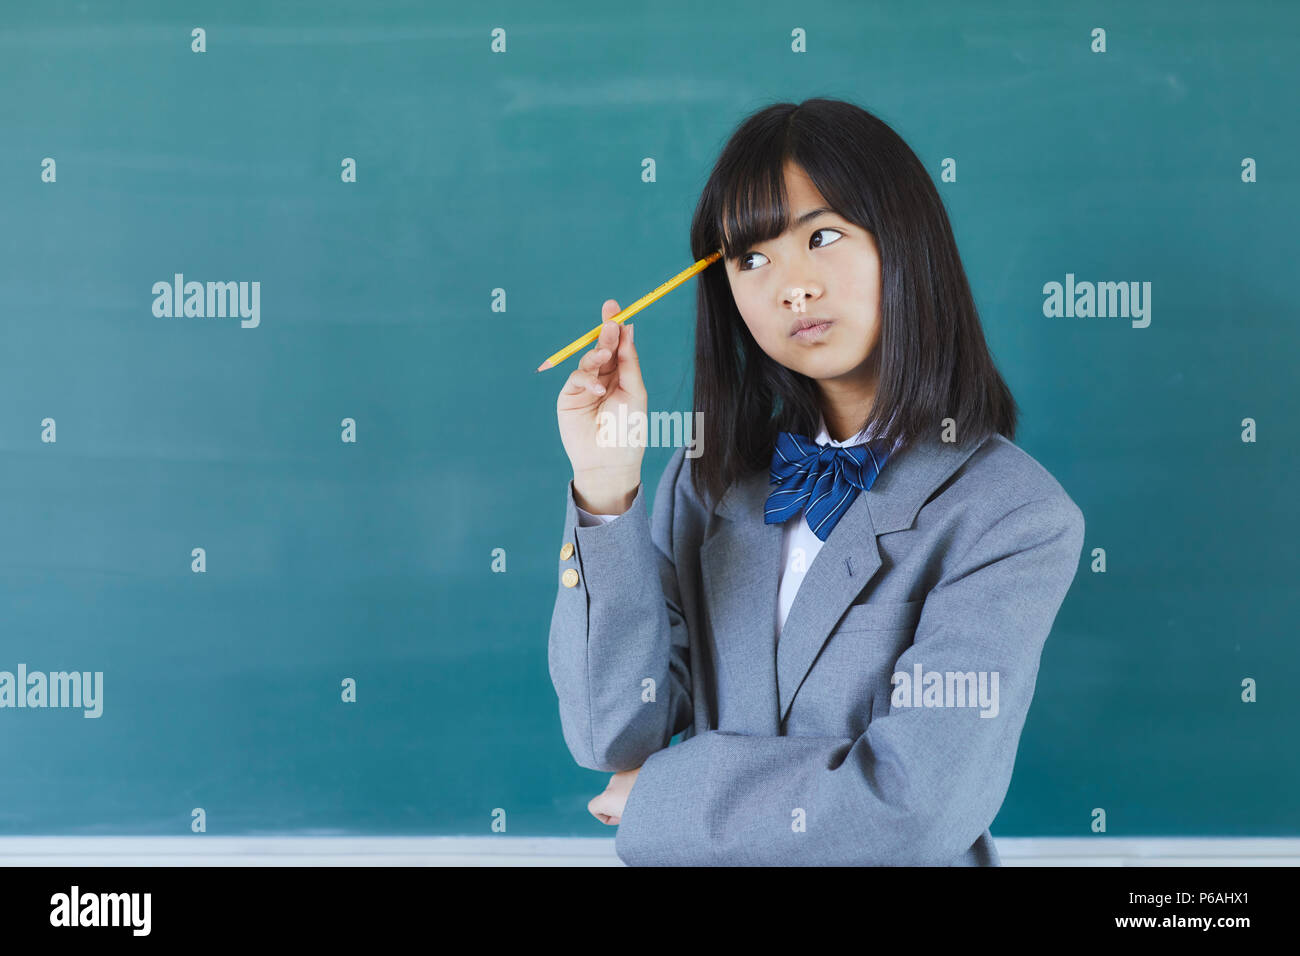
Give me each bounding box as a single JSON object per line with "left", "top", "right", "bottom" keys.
{"left": 535, "top": 250, "right": 722, "bottom": 372}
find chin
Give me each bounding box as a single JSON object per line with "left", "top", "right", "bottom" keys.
{"left": 792, "top": 356, "right": 864, "bottom": 381}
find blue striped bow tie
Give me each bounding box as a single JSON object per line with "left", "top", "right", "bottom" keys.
{"left": 765, "top": 431, "right": 893, "bottom": 541}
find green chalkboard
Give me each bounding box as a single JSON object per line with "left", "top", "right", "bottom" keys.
{"left": 0, "top": 0, "right": 1295, "bottom": 840}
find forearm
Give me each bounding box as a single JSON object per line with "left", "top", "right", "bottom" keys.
{"left": 549, "top": 478, "right": 692, "bottom": 772}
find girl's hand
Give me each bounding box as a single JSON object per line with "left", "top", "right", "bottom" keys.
{"left": 556, "top": 300, "right": 648, "bottom": 514}
{"left": 587, "top": 767, "right": 641, "bottom": 825}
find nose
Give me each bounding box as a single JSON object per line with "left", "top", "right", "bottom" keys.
{"left": 784, "top": 284, "right": 819, "bottom": 313}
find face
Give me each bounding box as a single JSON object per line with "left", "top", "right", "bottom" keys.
{"left": 723, "top": 161, "right": 883, "bottom": 391}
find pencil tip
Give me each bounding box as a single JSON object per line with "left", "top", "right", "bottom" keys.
{"left": 536, "top": 360, "right": 550, "bottom": 372}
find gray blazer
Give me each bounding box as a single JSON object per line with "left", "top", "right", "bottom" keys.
{"left": 548, "top": 430, "right": 1085, "bottom": 866}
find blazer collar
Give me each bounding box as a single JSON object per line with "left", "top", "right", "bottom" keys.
{"left": 700, "top": 430, "right": 991, "bottom": 732}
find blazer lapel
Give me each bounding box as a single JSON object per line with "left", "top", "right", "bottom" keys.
{"left": 699, "top": 467, "right": 784, "bottom": 735}
{"left": 702, "top": 431, "right": 992, "bottom": 733}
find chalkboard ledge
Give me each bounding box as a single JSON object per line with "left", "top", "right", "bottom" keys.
{"left": 0, "top": 836, "right": 1298, "bottom": 866}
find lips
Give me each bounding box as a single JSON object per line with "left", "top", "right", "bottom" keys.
{"left": 790, "top": 317, "right": 834, "bottom": 336}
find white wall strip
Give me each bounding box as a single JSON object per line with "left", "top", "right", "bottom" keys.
{"left": 0, "top": 836, "right": 1297, "bottom": 866}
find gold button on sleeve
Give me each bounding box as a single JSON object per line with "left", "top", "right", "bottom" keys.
{"left": 560, "top": 542, "right": 574, "bottom": 561}
{"left": 561, "top": 568, "right": 579, "bottom": 588}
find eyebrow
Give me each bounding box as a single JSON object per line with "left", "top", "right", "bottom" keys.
{"left": 792, "top": 206, "right": 838, "bottom": 227}
{"left": 724, "top": 206, "right": 842, "bottom": 258}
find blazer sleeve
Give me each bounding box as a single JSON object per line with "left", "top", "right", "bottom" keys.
{"left": 614, "top": 494, "right": 1086, "bottom": 866}
{"left": 547, "top": 446, "right": 694, "bottom": 773}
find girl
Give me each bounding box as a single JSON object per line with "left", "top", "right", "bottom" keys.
{"left": 548, "top": 98, "right": 1085, "bottom": 866}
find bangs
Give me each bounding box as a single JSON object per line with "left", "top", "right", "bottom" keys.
{"left": 717, "top": 152, "right": 793, "bottom": 261}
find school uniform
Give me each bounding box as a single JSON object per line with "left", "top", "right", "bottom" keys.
{"left": 576, "top": 415, "right": 906, "bottom": 634}
{"left": 548, "top": 420, "right": 1085, "bottom": 866}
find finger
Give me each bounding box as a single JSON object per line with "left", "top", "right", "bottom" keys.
{"left": 561, "top": 369, "right": 606, "bottom": 396}
{"left": 587, "top": 319, "right": 623, "bottom": 378}
{"left": 593, "top": 322, "right": 618, "bottom": 362}
{"left": 579, "top": 344, "right": 613, "bottom": 374}
{"left": 616, "top": 322, "right": 645, "bottom": 397}
{"left": 596, "top": 300, "right": 622, "bottom": 352}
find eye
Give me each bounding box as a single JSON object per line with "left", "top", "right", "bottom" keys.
{"left": 811, "top": 227, "right": 844, "bottom": 249}
{"left": 736, "top": 227, "right": 845, "bottom": 272}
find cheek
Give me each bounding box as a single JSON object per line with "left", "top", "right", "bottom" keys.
{"left": 734, "top": 289, "right": 797, "bottom": 358}
{"left": 743, "top": 314, "right": 786, "bottom": 355}
{"left": 735, "top": 298, "right": 775, "bottom": 346}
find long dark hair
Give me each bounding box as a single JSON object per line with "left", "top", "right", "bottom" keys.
{"left": 687, "top": 98, "right": 1018, "bottom": 509}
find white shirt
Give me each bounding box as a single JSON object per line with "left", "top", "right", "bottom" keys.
{"left": 575, "top": 414, "right": 901, "bottom": 637}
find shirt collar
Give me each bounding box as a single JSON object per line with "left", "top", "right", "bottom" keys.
{"left": 813, "top": 411, "right": 877, "bottom": 448}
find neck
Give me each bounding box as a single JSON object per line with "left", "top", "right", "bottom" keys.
{"left": 817, "top": 363, "right": 879, "bottom": 442}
